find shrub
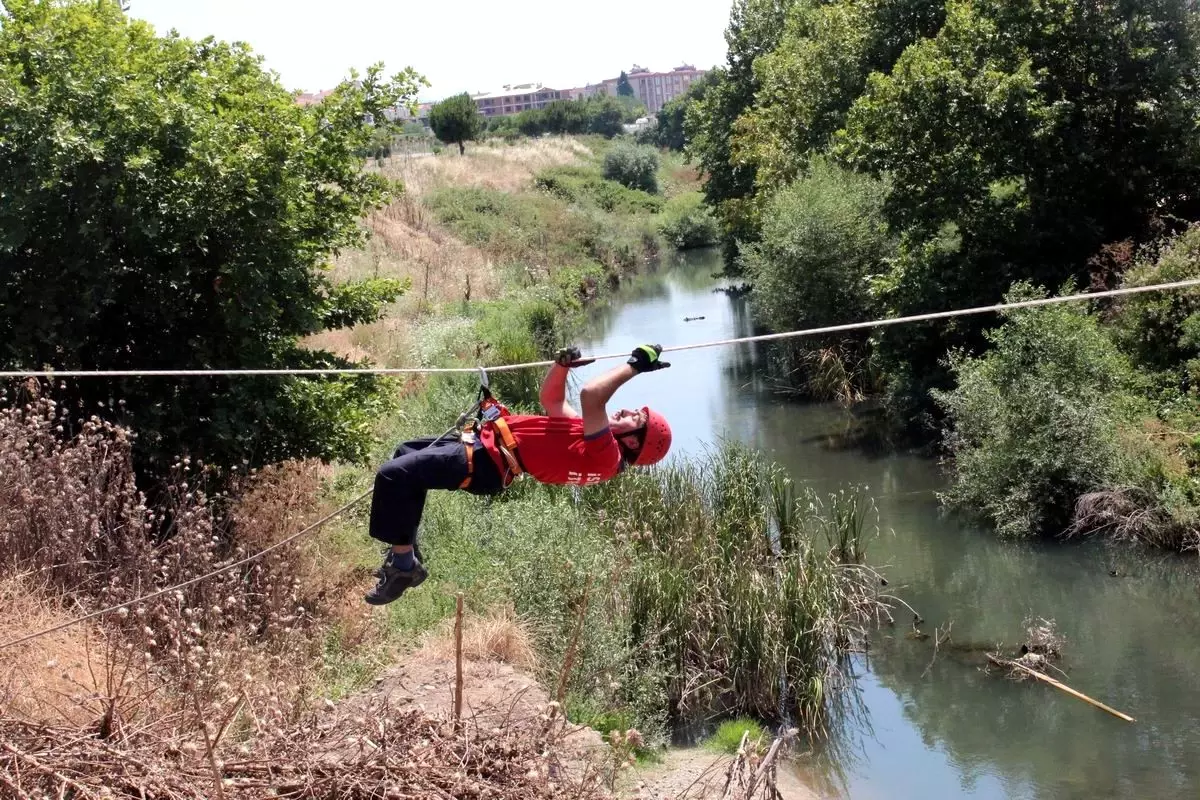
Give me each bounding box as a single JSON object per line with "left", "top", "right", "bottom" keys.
{"left": 659, "top": 192, "right": 720, "bottom": 249}
{"left": 0, "top": 396, "right": 334, "bottom": 722}
{"left": 1110, "top": 226, "right": 1200, "bottom": 387}
{"left": 602, "top": 143, "right": 660, "bottom": 194}
{"left": 705, "top": 718, "right": 769, "bottom": 755}
{"left": 535, "top": 166, "right": 663, "bottom": 215}
{"left": 933, "top": 284, "right": 1143, "bottom": 538}
{"left": 739, "top": 158, "right": 892, "bottom": 333}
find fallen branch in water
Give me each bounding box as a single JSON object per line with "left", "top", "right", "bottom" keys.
{"left": 986, "top": 655, "right": 1135, "bottom": 723}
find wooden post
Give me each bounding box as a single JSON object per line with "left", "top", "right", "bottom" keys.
{"left": 454, "top": 592, "right": 465, "bottom": 729}
{"left": 554, "top": 575, "right": 594, "bottom": 711}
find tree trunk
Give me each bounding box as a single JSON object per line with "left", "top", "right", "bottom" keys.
{"left": 458, "top": 140, "right": 465, "bottom": 156}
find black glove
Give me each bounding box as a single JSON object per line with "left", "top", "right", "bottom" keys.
{"left": 628, "top": 344, "right": 670, "bottom": 373}
{"left": 555, "top": 346, "right": 582, "bottom": 367}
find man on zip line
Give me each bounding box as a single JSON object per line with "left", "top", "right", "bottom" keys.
{"left": 364, "top": 344, "right": 673, "bottom": 605}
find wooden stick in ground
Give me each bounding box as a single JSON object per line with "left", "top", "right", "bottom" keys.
{"left": 994, "top": 657, "right": 1135, "bottom": 722}
{"left": 554, "top": 575, "right": 594, "bottom": 711}
{"left": 454, "top": 592, "right": 465, "bottom": 729}
{"left": 196, "top": 697, "right": 228, "bottom": 800}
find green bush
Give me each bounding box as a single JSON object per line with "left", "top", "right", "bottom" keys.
{"left": 535, "top": 166, "right": 663, "bottom": 215}
{"left": 602, "top": 143, "right": 660, "bottom": 194}
{"left": 1111, "top": 227, "right": 1200, "bottom": 388}
{"left": 659, "top": 193, "right": 719, "bottom": 250}
{"left": 705, "top": 718, "right": 768, "bottom": 755}
{"left": 933, "top": 284, "right": 1143, "bottom": 538}
{"left": 739, "top": 158, "right": 892, "bottom": 333}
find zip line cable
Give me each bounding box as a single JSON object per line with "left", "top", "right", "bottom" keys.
{"left": 4, "top": 276, "right": 1200, "bottom": 650}
{"left": 3, "top": 278, "right": 1199, "bottom": 380}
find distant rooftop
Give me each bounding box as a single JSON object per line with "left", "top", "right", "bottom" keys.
{"left": 471, "top": 83, "right": 563, "bottom": 101}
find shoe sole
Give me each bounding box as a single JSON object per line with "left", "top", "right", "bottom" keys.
{"left": 363, "top": 566, "right": 428, "bottom": 606}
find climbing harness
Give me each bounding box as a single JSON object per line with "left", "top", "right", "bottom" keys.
{"left": 449, "top": 367, "right": 524, "bottom": 490}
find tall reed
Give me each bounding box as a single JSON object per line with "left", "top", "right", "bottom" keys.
{"left": 585, "top": 443, "right": 885, "bottom": 736}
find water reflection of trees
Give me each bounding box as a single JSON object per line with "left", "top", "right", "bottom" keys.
{"left": 859, "top": 538, "right": 1200, "bottom": 800}
{"left": 582, "top": 248, "right": 723, "bottom": 343}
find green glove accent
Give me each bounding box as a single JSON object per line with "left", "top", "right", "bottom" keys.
{"left": 628, "top": 344, "right": 670, "bottom": 373}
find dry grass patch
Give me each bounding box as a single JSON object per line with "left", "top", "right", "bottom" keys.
{"left": 386, "top": 137, "right": 592, "bottom": 196}
{"left": 420, "top": 605, "right": 540, "bottom": 672}
{"left": 0, "top": 579, "right": 155, "bottom": 727}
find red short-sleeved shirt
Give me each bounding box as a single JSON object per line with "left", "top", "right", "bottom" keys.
{"left": 479, "top": 415, "right": 622, "bottom": 486}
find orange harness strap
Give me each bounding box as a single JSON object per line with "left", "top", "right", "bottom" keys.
{"left": 457, "top": 418, "right": 523, "bottom": 490}
{"left": 491, "top": 417, "right": 524, "bottom": 480}
{"left": 458, "top": 424, "right": 477, "bottom": 489}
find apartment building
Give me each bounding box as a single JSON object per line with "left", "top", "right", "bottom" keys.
{"left": 600, "top": 65, "right": 707, "bottom": 114}
{"left": 473, "top": 83, "right": 565, "bottom": 117}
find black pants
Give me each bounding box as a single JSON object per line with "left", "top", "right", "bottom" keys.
{"left": 368, "top": 436, "right": 505, "bottom": 547}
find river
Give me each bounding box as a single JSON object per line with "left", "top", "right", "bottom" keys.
{"left": 572, "top": 248, "right": 1200, "bottom": 800}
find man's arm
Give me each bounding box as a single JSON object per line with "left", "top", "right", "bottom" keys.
{"left": 580, "top": 364, "right": 637, "bottom": 436}
{"left": 539, "top": 361, "right": 579, "bottom": 418}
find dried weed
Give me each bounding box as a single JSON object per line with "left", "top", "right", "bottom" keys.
{"left": 420, "top": 605, "right": 541, "bottom": 672}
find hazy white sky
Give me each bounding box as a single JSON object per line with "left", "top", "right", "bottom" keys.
{"left": 130, "top": 0, "right": 733, "bottom": 101}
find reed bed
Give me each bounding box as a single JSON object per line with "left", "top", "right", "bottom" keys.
{"left": 585, "top": 444, "right": 887, "bottom": 736}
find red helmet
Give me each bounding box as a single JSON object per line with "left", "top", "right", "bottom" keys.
{"left": 631, "top": 407, "right": 672, "bottom": 467}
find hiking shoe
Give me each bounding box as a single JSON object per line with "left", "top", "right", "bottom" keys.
{"left": 364, "top": 557, "right": 428, "bottom": 606}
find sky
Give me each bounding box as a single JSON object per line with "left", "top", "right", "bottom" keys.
{"left": 129, "top": 0, "right": 734, "bottom": 102}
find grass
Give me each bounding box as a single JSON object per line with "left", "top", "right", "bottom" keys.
{"left": 323, "top": 382, "right": 887, "bottom": 745}
{"left": 705, "top": 718, "right": 770, "bottom": 755}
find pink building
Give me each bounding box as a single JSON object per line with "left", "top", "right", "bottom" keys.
{"left": 601, "top": 65, "right": 707, "bottom": 114}
{"left": 295, "top": 89, "right": 335, "bottom": 107}
{"left": 473, "top": 83, "right": 566, "bottom": 117}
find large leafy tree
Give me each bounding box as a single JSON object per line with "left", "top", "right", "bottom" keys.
{"left": 429, "top": 92, "right": 483, "bottom": 155}
{"left": 840, "top": 0, "right": 1200, "bottom": 411}
{"left": 654, "top": 71, "right": 719, "bottom": 151}
{"left": 0, "top": 0, "right": 425, "bottom": 479}
{"left": 686, "top": 0, "right": 797, "bottom": 269}
{"left": 733, "top": 0, "right": 945, "bottom": 194}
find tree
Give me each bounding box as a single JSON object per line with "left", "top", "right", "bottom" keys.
{"left": 429, "top": 93, "right": 483, "bottom": 155}
{"left": 616, "top": 70, "right": 635, "bottom": 97}
{"left": 0, "top": 0, "right": 425, "bottom": 481}
{"left": 654, "top": 72, "right": 718, "bottom": 151}
{"left": 841, "top": 0, "right": 1200, "bottom": 411}
{"left": 732, "top": 0, "right": 944, "bottom": 194}
{"left": 686, "top": 0, "right": 798, "bottom": 269}
{"left": 585, "top": 94, "right": 625, "bottom": 137}
{"left": 739, "top": 158, "right": 892, "bottom": 334}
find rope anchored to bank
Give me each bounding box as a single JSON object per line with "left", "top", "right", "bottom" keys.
{"left": 0, "top": 490, "right": 373, "bottom": 652}
{"left": 3, "top": 277, "right": 1200, "bottom": 650}
{"left": 3, "top": 278, "right": 1200, "bottom": 380}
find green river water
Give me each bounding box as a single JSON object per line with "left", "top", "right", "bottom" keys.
{"left": 574, "top": 248, "right": 1200, "bottom": 800}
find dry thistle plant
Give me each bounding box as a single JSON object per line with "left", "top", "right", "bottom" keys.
{"left": 0, "top": 397, "right": 339, "bottom": 730}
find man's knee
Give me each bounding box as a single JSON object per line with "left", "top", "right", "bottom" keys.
{"left": 376, "top": 456, "right": 415, "bottom": 485}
